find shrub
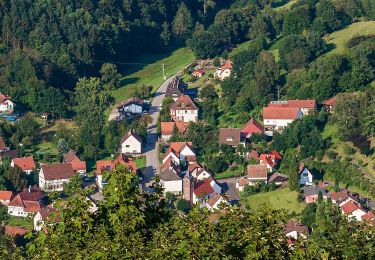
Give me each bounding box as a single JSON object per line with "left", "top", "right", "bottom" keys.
{"left": 342, "top": 143, "right": 354, "bottom": 155}
{"left": 326, "top": 150, "right": 338, "bottom": 160}
{"left": 176, "top": 199, "right": 190, "bottom": 212}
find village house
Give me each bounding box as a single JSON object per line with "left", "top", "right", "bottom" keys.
{"left": 299, "top": 163, "right": 314, "bottom": 186}
{"left": 33, "top": 207, "right": 59, "bottom": 231}
{"left": 361, "top": 211, "right": 375, "bottom": 222}
{"left": 267, "top": 100, "right": 317, "bottom": 116}
{"left": 240, "top": 118, "right": 264, "bottom": 139}
{"left": 219, "top": 128, "right": 244, "bottom": 148}
{"left": 160, "top": 121, "right": 190, "bottom": 141}
{"left": 331, "top": 189, "right": 356, "bottom": 206}
{"left": 259, "top": 154, "right": 278, "bottom": 172}
{"left": 193, "top": 177, "right": 222, "bottom": 204}
{"left": 117, "top": 97, "right": 145, "bottom": 116}
{"left": 120, "top": 130, "right": 142, "bottom": 155}
{"left": 193, "top": 168, "right": 213, "bottom": 181}
{"left": 0, "top": 137, "right": 18, "bottom": 160}
{"left": 203, "top": 193, "right": 227, "bottom": 211}
{"left": 162, "top": 142, "right": 196, "bottom": 165}
{"left": 263, "top": 106, "right": 302, "bottom": 136}
{"left": 192, "top": 69, "right": 205, "bottom": 78}
{"left": 63, "top": 150, "right": 86, "bottom": 174}
{"left": 159, "top": 159, "right": 183, "bottom": 195}
{"left": 11, "top": 156, "right": 36, "bottom": 174}
{"left": 284, "top": 220, "right": 310, "bottom": 240}
{"left": 322, "top": 96, "right": 336, "bottom": 114}
{"left": 170, "top": 94, "right": 198, "bottom": 123}
{"left": 165, "top": 77, "right": 187, "bottom": 101}
{"left": 236, "top": 164, "right": 268, "bottom": 191}
{"left": 8, "top": 185, "right": 43, "bottom": 217}
{"left": 0, "top": 190, "right": 14, "bottom": 205}
{"left": 340, "top": 200, "right": 367, "bottom": 221}
{"left": 39, "top": 163, "right": 75, "bottom": 191}
{"left": 302, "top": 186, "right": 330, "bottom": 203}
{"left": 214, "top": 60, "right": 233, "bottom": 80}
{"left": 268, "top": 172, "right": 289, "bottom": 186}
{"left": 0, "top": 93, "right": 15, "bottom": 113}
{"left": 96, "top": 154, "right": 137, "bottom": 190}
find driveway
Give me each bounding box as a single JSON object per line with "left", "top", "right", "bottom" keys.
{"left": 142, "top": 75, "right": 178, "bottom": 183}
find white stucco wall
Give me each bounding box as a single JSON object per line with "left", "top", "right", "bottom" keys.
{"left": 121, "top": 135, "right": 142, "bottom": 154}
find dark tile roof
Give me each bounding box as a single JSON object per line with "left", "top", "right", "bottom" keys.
{"left": 165, "top": 77, "right": 187, "bottom": 98}
{"left": 219, "top": 128, "right": 241, "bottom": 146}
{"left": 41, "top": 163, "right": 75, "bottom": 181}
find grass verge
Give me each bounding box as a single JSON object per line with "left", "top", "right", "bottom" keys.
{"left": 242, "top": 188, "right": 305, "bottom": 215}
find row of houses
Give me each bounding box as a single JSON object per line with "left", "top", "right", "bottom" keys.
{"left": 191, "top": 60, "right": 233, "bottom": 81}
{"left": 302, "top": 186, "right": 374, "bottom": 222}
{"left": 159, "top": 141, "right": 227, "bottom": 210}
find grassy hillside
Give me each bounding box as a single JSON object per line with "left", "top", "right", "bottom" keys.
{"left": 322, "top": 123, "right": 375, "bottom": 182}
{"left": 112, "top": 47, "right": 195, "bottom": 101}
{"left": 242, "top": 188, "right": 305, "bottom": 215}
{"left": 325, "top": 21, "right": 375, "bottom": 55}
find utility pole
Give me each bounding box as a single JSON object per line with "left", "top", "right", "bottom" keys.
{"left": 162, "top": 63, "right": 166, "bottom": 80}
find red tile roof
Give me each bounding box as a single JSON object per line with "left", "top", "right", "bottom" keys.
{"left": 170, "top": 142, "right": 193, "bottom": 154}
{"left": 170, "top": 95, "right": 198, "bottom": 110}
{"left": 192, "top": 69, "right": 205, "bottom": 76}
{"left": 248, "top": 150, "right": 260, "bottom": 161}
{"left": 268, "top": 100, "right": 316, "bottom": 109}
{"left": 322, "top": 96, "right": 336, "bottom": 106}
{"left": 188, "top": 162, "right": 203, "bottom": 173}
{"left": 247, "top": 164, "right": 268, "bottom": 179}
{"left": 41, "top": 163, "right": 75, "bottom": 181}
{"left": 194, "top": 177, "right": 214, "bottom": 197}
{"left": 9, "top": 194, "right": 42, "bottom": 213}
{"left": 341, "top": 200, "right": 362, "bottom": 214}
{"left": 12, "top": 156, "right": 36, "bottom": 171}
{"left": 0, "top": 137, "right": 7, "bottom": 150}
{"left": 4, "top": 225, "right": 28, "bottom": 237}
{"left": 283, "top": 220, "right": 309, "bottom": 235}
{"left": 0, "top": 93, "right": 11, "bottom": 103}
{"left": 207, "top": 193, "right": 222, "bottom": 207}
{"left": 240, "top": 118, "right": 264, "bottom": 136}
{"left": 362, "top": 211, "right": 375, "bottom": 221}
{"left": 263, "top": 107, "right": 301, "bottom": 120}
{"left": 220, "top": 61, "right": 233, "bottom": 70}
{"left": 160, "top": 122, "right": 190, "bottom": 135}
{"left": 0, "top": 190, "right": 14, "bottom": 201}
{"left": 331, "top": 190, "right": 349, "bottom": 203}
{"left": 96, "top": 154, "right": 136, "bottom": 175}
{"left": 238, "top": 178, "right": 250, "bottom": 187}
{"left": 269, "top": 150, "right": 282, "bottom": 161}
{"left": 19, "top": 185, "right": 43, "bottom": 202}
{"left": 63, "top": 150, "right": 86, "bottom": 171}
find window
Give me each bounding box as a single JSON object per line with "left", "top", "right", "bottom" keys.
{"left": 126, "top": 145, "right": 130, "bottom": 148}
{"left": 133, "top": 150, "right": 137, "bottom": 153}
{"left": 303, "top": 173, "right": 308, "bottom": 177}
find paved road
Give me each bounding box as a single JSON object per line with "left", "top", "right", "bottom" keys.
{"left": 217, "top": 177, "right": 241, "bottom": 203}
{"left": 142, "top": 75, "right": 177, "bottom": 183}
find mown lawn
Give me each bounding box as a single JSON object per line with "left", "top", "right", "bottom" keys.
{"left": 112, "top": 47, "right": 195, "bottom": 102}
{"left": 135, "top": 156, "right": 146, "bottom": 169}
{"left": 242, "top": 188, "right": 305, "bottom": 215}
{"left": 7, "top": 216, "right": 33, "bottom": 229}
{"left": 273, "top": 0, "right": 297, "bottom": 12}
{"left": 325, "top": 21, "right": 375, "bottom": 55}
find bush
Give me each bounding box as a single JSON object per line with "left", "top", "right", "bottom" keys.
{"left": 176, "top": 199, "right": 190, "bottom": 212}
{"left": 326, "top": 150, "right": 338, "bottom": 160}
{"left": 348, "top": 134, "right": 371, "bottom": 155}
{"left": 342, "top": 143, "right": 354, "bottom": 155}
{"left": 315, "top": 150, "right": 324, "bottom": 161}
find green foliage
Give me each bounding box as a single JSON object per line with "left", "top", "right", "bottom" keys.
{"left": 75, "top": 77, "right": 113, "bottom": 159}
{"left": 243, "top": 182, "right": 276, "bottom": 196}
{"left": 301, "top": 203, "right": 317, "bottom": 227}
{"left": 6, "top": 166, "right": 28, "bottom": 191}
{"left": 288, "top": 152, "right": 300, "bottom": 191}
{"left": 63, "top": 174, "right": 83, "bottom": 197}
